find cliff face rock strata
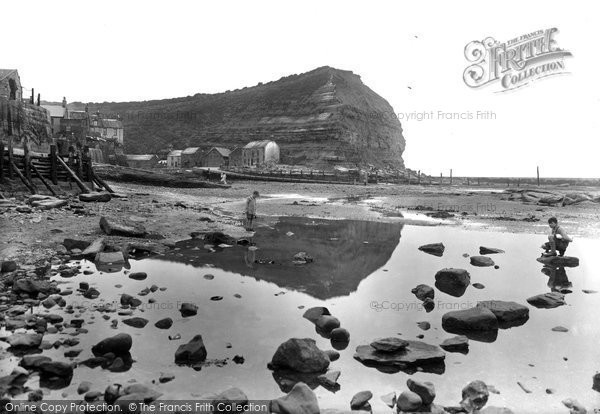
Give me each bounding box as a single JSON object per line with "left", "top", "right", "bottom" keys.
{"left": 79, "top": 66, "right": 405, "bottom": 168}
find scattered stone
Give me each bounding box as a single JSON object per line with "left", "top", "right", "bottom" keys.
{"left": 354, "top": 340, "right": 445, "bottom": 370}
{"left": 128, "top": 272, "right": 147, "bottom": 280}
{"left": 440, "top": 336, "right": 469, "bottom": 353}
{"left": 38, "top": 361, "right": 74, "bottom": 378}
{"left": 324, "top": 350, "right": 340, "bottom": 362}
{"left": 526, "top": 292, "right": 566, "bottom": 309}
{"left": 330, "top": 328, "right": 350, "bottom": 343}
{"left": 122, "top": 317, "right": 149, "bottom": 328}
{"left": 397, "top": 390, "right": 422, "bottom": 411}
{"left": 99, "top": 216, "right": 147, "bottom": 238}
{"left": 370, "top": 337, "right": 409, "bottom": 353}
{"left": 536, "top": 256, "right": 579, "bottom": 267}
{"left": 562, "top": 398, "right": 587, "bottom": 414}
{"left": 1, "top": 260, "right": 18, "bottom": 273}
{"left": 95, "top": 251, "right": 125, "bottom": 266}
{"left": 418, "top": 243, "right": 445, "bottom": 257}
{"left": 380, "top": 391, "right": 396, "bottom": 408}
{"left": 180, "top": 302, "right": 198, "bottom": 317}
{"left": 442, "top": 307, "right": 499, "bottom": 332}
{"left": 407, "top": 378, "right": 436, "bottom": 405}
{"left": 78, "top": 381, "right": 92, "bottom": 394}
{"left": 175, "top": 335, "right": 207, "bottom": 364}
{"left": 479, "top": 246, "right": 505, "bottom": 255}
{"left": 476, "top": 300, "right": 529, "bottom": 327}
{"left": 350, "top": 391, "right": 373, "bottom": 410}
{"left": 232, "top": 355, "right": 245, "bottom": 364}
{"left": 293, "top": 252, "right": 313, "bottom": 265}
{"left": 552, "top": 326, "right": 569, "bottom": 332}
{"left": 317, "top": 370, "right": 340, "bottom": 388}
{"left": 79, "top": 193, "right": 112, "bottom": 203}
{"left": 92, "top": 333, "right": 132, "bottom": 355}
{"left": 315, "top": 315, "right": 340, "bottom": 333}
{"left": 461, "top": 380, "right": 489, "bottom": 411}
{"left": 473, "top": 283, "right": 485, "bottom": 289}
{"left": 83, "top": 288, "right": 100, "bottom": 299}
{"left": 302, "top": 307, "right": 331, "bottom": 323}
{"left": 271, "top": 382, "right": 319, "bottom": 414}
{"left": 270, "top": 338, "right": 329, "bottom": 373}
{"left": 20, "top": 355, "right": 52, "bottom": 369}
{"left": 417, "top": 321, "right": 431, "bottom": 331}
{"left": 435, "top": 268, "right": 471, "bottom": 296}
{"left": 412, "top": 284, "right": 435, "bottom": 301}
{"left": 210, "top": 296, "right": 223, "bottom": 301}
{"left": 159, "top": 373, "right": 175, "bottom": 383}
{"left": 3, "top": 333, "right": 43, "bottom": 348}
{"left": 81, "top": 238, "right": 106, "bottom": 257}
{"left": 470, "top": 256, "right": 495, "bottom": 267}
{"left": 155, "top": 318, "right": 173, "bottom": 329}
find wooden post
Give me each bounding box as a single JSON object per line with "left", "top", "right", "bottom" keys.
{"left": 10, "top": 160, "right": 36, "bottom": 194}
{"left": 76, "top": 152, "right": 83, "bottom": 179}
{"left": 7, "top": 138, "right": 13, "bottom": 180}
{"left": 537, "top": 166, "right": 540, "bottom": 186}
{"left": 50, "top": 144, "right": 58, "bottom": 185}
{"left": 57, "top": 155, "right": 90, "bottom": 193}
{"left": 0, "top": 141, "right": 4, "bottom": 182}
{"left": 31, "top": 162, "right": 57, "bottom": 196}
{"left": 24, "top": 141, "right": 31, "bottom": 181}
{"left": 467, "top": 177, "right": 470, "bottom": 186}
{"left": 439, "top": 173, "right": 443, "bottom": 185}
{"left": 417, "top": 171, "right": 421, "bottom": 185}
{"left": 450, "top": 169, "right": 453, "bottom": 185}
{"left": 478, "top": 177, "right": 480, "bottom": 186}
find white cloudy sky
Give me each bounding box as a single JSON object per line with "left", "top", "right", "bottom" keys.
{"left": 4, "top": 0, "right": 598, "bottom": 177}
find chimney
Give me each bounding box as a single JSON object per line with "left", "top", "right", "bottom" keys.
{"left": 62, "top": 97, "right": 67, "bottom": 108}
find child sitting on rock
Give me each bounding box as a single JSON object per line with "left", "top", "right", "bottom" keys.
{"left": 542, "top": 217, "right": 573, "bottom": 257}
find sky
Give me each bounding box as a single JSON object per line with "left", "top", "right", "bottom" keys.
{"left": 3, "top": 0, "right": 599, "bottom": 177}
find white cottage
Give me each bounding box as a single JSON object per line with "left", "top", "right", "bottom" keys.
{"left": 242, "top": 140, "right": 279, "bottom": 167}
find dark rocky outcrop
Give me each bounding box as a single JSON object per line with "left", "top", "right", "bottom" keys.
{"left": 440, "top": 335, "right": 469, "bottom": 354}
{"left": 536, "top": 256, "right": 579, "bottom": 267}
{"left": 435, "top": 268, "right": 471, "bottom": 297}
{"left": 476, "top": 300, "right": 529, "bottom": 328}
{"left": 442, "top": 307, "right": 499, "bottom": 333}
{"left": 269, "top": 338, "right": 329, "bottom": 373}
{"left": 174, "top": 335, "right": 207, "bottom": 365}
{"left": 470, "top": 256, "right": 495, "bottom": 267}
{"left": 412, "top": 284, "right": 435, "bottom": 301}
{"left": 526, "top": 292, "right": 566, "bottom": 309}
{"left": 418, "top": 243, "right": 445, "bottom": 257}
{"left": 91, "top": 333, "right": 132, "bottom": 355}
{"left": 480, "top": 246, "right": 505, "bottom": 255}
{"left": 354, "top": 340, "right": 445, "bottom": 374}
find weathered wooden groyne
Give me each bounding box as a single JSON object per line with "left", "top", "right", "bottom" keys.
{"left": 0, "top": 142, "right": 112, "bottom": 195}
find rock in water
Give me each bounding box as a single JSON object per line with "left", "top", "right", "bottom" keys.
{"left": 418, "top": 243, "right": 445, "bottom": 257}
{"left": 180, "top": 303, "right": 198, "bottom": 317}
{"left": 442, "top": 307, "right": 499, "bottom": 332}
{"left": 476, "top": 301, "right": 529, "bottom": 328}
{"left": 593, "top": 372, "right": 600, "bottom": 392}
{"left": 174, "top": 335, "right": 207, "bottom": 364}
{"left": 370, "top": 337, "right": 409, "bottom": 353}
{"left": 536, "top": 256, "right": 579, "bottom": 267}
{"left": 317, "top": 370, "right": 340, "bottom": 388}
{"left": 440, "top": 336, "right": 469, "bottom": 354}
{"left": 271, "top": 382, "right": 320, "bottom": 414}
{"left": 526, "top": 292, "right": 566, "bottom": 309}
{"left": 270, "top": 338, "right": 329, "bottom": 373}
{"left": 412, "top": 284, "right": 435, "bottom": 301}
{"left": 470, "top": 256, "right": 495, "bottom": 267}
{"left": 435, "top": 268, "right": 471, "bottom": 288}
{"left": 122, "top": 317, "right": 149, "bottom": 328}
{"left": 315, "top": 316, "right": 340, "bottom": 333}
{"left": 92, "top": 333, "right": 132, "bottom": 355}
{"left": 302, "top": 307, "right": 331, "bottom": 323}
{"left": 330, "top": 328, "right": 350, "bottom": 343}
{"left": 350, "top": 391, "right": 373, "bottom": 410}
{"left": 462, "top": 380, "right": 489, "bottom": 411}
{"left": 479, "top": 246, "right": 505, "bottom": 255}
{"left": 407, "top": 378, "right": 436, "bottom": 405}
{"left": 354, "top": 340, "right": 445, "bottom": 370}
{"left": 155, "top": 318, "right": 173, "bottom": 329}
{"left": 99, "top": 217, "right": 147, "bottom": 238}
{"left": 397, "top": 391, "right": 422, "bottom": 411}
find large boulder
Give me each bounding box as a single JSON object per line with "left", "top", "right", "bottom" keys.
{"left": 174, "top": 335, "right": 207, "bottom": 364}
{"left": 270, "top": 338, "right": 330, "bottom": 373}
{"left": 442, "top": 307, "right": 499, "bottom": 332}
{"left": 350, "top": 391, "right": 373, "bottom": 410}
{"left": 418, "top": 243, "right": 445, "bottom": 257}
{"left": 122, "top": 317, "right": 149, "bottom": 328}
{"left": 92, "top": 333, "right": 132, "bottom": 355}
{"left": 99, "top": 217, "right": 147, "bottom": 238}
{"left": 13, "top": 279, "right": 56, "bottom": 295}
{"left": 270, "top": 382, "right": 319, "bottom": 414}
{"left": 440, "top": 336, "right": 469, "bottom": 354}
{"left": 397, "top": 391, "right": 422, "bottom": 411}
{"left": 302, "top": 307, "right": 331, "bottom": 323}
{"left": 476, "top": 301, "right": 529, "bottom": 328}
{"left": 470, "top": 256, "right": 495, "bottom": 267}
{"left": 526, "top": 292, "right": 566, "bottom": 309}
{"left": 315, "top": 316, "right": 340, "bottom": 333}
{"left": 3, "top": 333, "right": 43, "bottom": 348}
{"left": 1, "top": 261, "right": 17, "bottom": 273}
{"left": 38, "top": 361, "right": 74, "bottom": 378}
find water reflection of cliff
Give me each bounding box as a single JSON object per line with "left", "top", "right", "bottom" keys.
{"left": 158, "top": 217, "right": 403, "bottom": 300}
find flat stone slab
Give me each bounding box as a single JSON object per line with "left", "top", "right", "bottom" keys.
{"left": 470, "top": 256, "right": 495, "bottom": 267}
{"left": 526, "top": 292, "right": 566, "bottom": 309}
{"left": 354, "top": 340, "right": 445, "bottom": 369}
{"left": 95, "top": 251, "right": 125, "bottom": 265}
{"left": 536, "top": 256, "right": 579, "bottom": 267}
{"left": 479, "top": 246, "right": 505, "bottom": 255}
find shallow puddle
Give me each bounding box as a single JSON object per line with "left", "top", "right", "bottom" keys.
{"left": 5, "top": 218, "right": 600, "bottom": 412}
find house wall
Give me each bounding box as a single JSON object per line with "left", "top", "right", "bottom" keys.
{"left": 167, "top": 155, "right": 181, "bottom": 168}
{"left": 0, "top": 74, "right": 22, "bottom": 101}
{"left": 264, "top": 142, "right": 280, "bottom": 164}
{"left": 182, "top": 152, "right": 203, "bottom": 167}
{"left": 229, "top": 149, "right": 242, "bottom": 166}
{"left": 203, "top": 150, "right": 227, "bottom": 167}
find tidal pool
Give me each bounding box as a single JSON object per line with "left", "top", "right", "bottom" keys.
{"left": 6, "top": 218, "right": 600, "bottom": 412}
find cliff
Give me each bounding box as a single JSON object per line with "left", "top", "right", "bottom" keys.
{"left": 67, "top": 66, "right": 406, "bottom": 168}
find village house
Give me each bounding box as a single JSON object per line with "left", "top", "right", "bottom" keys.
{"left": 125, "top": 154, "right": 158, "bottom": 169}
{"left": 228, "top": 147, "right": 243, "bottom": 167}
{"left": 167, "top": 149, "right": 182, "bottom": 168}
{"left": 242, "top": 140, "right": 280, "bottom": 167}
{"left": 0, "top": 69, "right": 22, "bottom": 101}
{"left": 181, "top": 147, "right": 203, "bottom": 167}
{"left": 203, "top": 147, "right": 230, "bottom": 168}
{"left": 89, "top": 113, "right": 124, "bottom": 144}
{"left": 41, "top": 97, "right": 68, "bottom": 136}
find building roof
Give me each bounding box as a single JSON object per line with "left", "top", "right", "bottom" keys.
{"left": 126, "top": 154, "right": 157, "bottom": 161}
{"left": 243, "top": 140, "right": 276, "bottom": 149}
{"left": 167, "top": 150, "right": 183, "bottom": 157}
{"left": 70, "top": 111, "right": 88, "bottom": 120}
{"left": 0, "top": 69, "right": 18, "bottom": 83}
{"left": 91, "top": 118, "right": 123, "bottom": 129}
{"left": 41, "top": 105, "right": 67, "bottom": 118}
{"left": 208, "top": 147, "right": 231, "bottom": 157}
{"left": 182, "top": 147, "right": 201, "bottom": 155}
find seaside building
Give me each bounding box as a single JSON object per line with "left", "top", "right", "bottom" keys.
{"left": 167, "top": 149, "right": 182, "bottom": 168}
{"left": 242, "top": 140, "right": 279, "bottom": 167}
{"left": 125, "top": 154, "right": 158, "bottom": 169}
{"left": 181, "top": 147, "right": 203, "bottom": 167}
{"left": 203, "top": 147, "right": 230, "bottom": 168}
